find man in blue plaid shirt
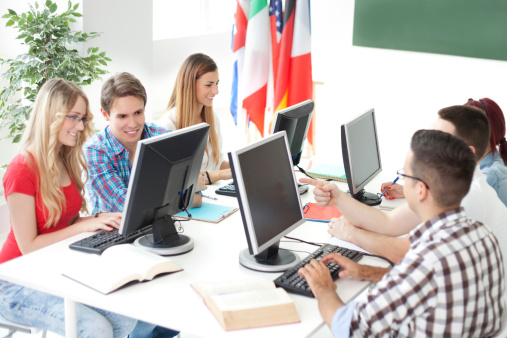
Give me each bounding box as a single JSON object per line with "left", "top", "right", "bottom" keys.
{"left": 85, "top": 72, "right": 204, "bottom": 215}
{"left": 84, "top": 72, "right": 203, "bottom": 338}
{"left": 300, "top": 130, "right": 504, "bottom": 337}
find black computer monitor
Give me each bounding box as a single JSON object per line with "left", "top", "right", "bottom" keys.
{"left": 229, "top": 131, "right": 306, "bottom": 272}
{"left": 272, "top": 100, "right": 314, "bottom": 195}
{"left": 119, "top": 123, "right": 210, "bottom": 255}
{"left": 272, "top": 100, "right": 314, "bottom": 167}
{"left": 341, "top": 108, "right": 382, "bottom": 206}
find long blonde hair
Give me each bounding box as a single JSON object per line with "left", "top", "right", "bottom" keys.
{"left": 21, "top": 78, "right": 94, "bottom": 228}
{"left": 167, "top": 53, "right": 219, "bottom": 167}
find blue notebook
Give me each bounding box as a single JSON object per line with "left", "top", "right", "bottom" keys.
{"left": 174, "top": 203, "right": 238, "bottom": 223}
{"left": 307, "top": 163, "right": 347, "bottom": 182}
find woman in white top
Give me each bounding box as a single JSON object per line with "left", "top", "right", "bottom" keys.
{"left": 158, "top": 53, "right": 232, "bottom": 184}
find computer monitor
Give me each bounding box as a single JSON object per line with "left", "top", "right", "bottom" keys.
{"left": 272, "top": 100, "right": 314, "bottom": 195}
{"left": 120, "top": 123, "right": 210, "bottom": 255}
{"left": 341, "top": 108, "right": 382, "bottom": 206}
{"left": 272, "top": 99, "right": 314, "bottom": 167}
{"left": 229, "top": 131, "right": 306, "bottom": 272}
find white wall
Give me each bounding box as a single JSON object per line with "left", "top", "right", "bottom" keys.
{"left": 1, "top": 0, "right": 506, "bottom": 177}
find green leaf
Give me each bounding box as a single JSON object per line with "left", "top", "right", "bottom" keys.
{"left": 8, "top": 9, "right": 17, "bottom": 15}
{"left": 1, "top": 14, "right": 11, "bottom": 19}
{"left": 73, "top": 3, "right": 79, "bottom": 11}
{"left": 45, "top": 0, "right": 52, "bottom": 8}
{"left": 6, "top": 20, "right": 15, "bottom": 27}
{"left": 49, "top": 3, "right": 57, "bottom": 13}
{"left": 27, "top": 13, "right": 34, "bottom": 22}
{"left": 71, "top": 12, "right": 82, "bottom": 17}
{"left": 13, "top": 134, "right": 22, "bottom": 143}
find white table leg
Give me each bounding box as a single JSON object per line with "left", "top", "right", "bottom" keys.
{"left": 64, "top": 298, "right": 78, "bottom": 338}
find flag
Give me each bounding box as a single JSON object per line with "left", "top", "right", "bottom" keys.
{"left": 289, "top": 0, "right": 313, "bottom": 144}
{"left": 266, "top": 0, "right": 284, "bottom": 133}
{"left": 241, "top": 0, "right": 270, "bottom": 136}
{"left": 274, "top": 0, "right": 313, "bottom": 144}
{"left": 230, "top": 0, "right": 249, "bottom": 126}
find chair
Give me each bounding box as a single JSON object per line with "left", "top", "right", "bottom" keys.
{"left": 0, "top": 203, "right": 47, "bottom": 338}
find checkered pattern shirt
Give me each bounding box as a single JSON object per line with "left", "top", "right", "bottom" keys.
{"left": 84, "top": 123, "right": 169, "bottom": 213}
{"left": 333, "top": 208, "right": 505, "bottom": 337}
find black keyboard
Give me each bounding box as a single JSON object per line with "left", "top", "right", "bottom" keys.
{"left": 274, "top": 244, "right": 363, "bottom": 297}
{"left": 69, "top": 225, "right": 152, "bottom": 254}
{"left": 215, "top": 182, "right": 308, "bottom": 197}
{"left": 215, "top": 182, "right": 237, "bottom": 197}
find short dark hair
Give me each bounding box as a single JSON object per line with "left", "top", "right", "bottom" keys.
{"left": 437, "top": 105, "right": 490, "bottom": 161}
{"left": 101, "top": 72, "right": 147, "bottom": 115}
{"left": 410, "top": 129, "right": 476, "bottom": 208}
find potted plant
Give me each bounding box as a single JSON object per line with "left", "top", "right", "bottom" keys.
{"left": 0, "top": 0, "right": 111, "bottom": 144}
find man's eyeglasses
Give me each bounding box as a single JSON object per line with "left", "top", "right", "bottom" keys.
{"left": 396, "top": 168, "right": 430, "bottom": 189}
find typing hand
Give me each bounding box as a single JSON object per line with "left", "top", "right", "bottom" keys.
{"left": 298, "top": 259, "right": 337, "bottom": 297}
{"left": 321, "top": 253, "right": 363, "bottom": 280}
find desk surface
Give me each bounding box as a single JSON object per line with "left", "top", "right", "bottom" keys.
{"left": 0, "top": 177, "right": 397, "bottom": 338}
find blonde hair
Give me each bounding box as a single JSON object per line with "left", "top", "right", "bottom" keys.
{"left": 167, "top": 53, "right": 219, "bottom": 167}
{"left": 21, "top": 78, "right": 94, "bottom": 228}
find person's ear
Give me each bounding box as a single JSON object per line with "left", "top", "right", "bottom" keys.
{"left": 468, "top": 145, "right": 476, "bottom": 155}
{"left": 417, "top": 181, "right": 429, "bottom": 202}
{"left": 101, "top": 108, "right": 110, "bottom": 121}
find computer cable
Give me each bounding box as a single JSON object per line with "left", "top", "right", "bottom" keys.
{"left": 284, "top": 235, "right": 394, "bottom": 267}
{"left": 296, "top": 165, "right": 332, "bottom": 181}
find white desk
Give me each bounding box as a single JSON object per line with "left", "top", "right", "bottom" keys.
{"left": 0, "top": 179, "right": 395, "bottom": 338}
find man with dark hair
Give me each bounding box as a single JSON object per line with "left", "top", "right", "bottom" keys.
{"left": 84, "top": 72, "right": 203, "bottom": 338}
{"left": 306, "top": 105, "right": 507, "bottom": 274}
{"left": 85, "top": 72, "right": 205, "bottom": 213}
{"left": 300, "top": 130, "right": 504, "bottom": 337}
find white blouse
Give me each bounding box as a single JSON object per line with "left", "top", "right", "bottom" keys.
{"left": 157, "top": 107, "right": 225, "bottom": 171}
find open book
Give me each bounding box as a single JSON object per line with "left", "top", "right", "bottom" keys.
{"left": 63, "top": 244, "right": 182, "bottom": 294}
{"left": 192, "top": 277, "right": 300, "bottom": 331}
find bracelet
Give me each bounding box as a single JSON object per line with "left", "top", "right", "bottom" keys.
{"left": 94, "top": 212, "right": 102, "bottom": 218}
{"left": 205, "top": 171, "right": 212, "bottom": 185}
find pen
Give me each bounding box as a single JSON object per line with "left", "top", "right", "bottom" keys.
{"left": 379, "top": 177, "right": 399, "bottom": 198}
{"left": 202, "top": 194, "right": 218, "bottom": 201}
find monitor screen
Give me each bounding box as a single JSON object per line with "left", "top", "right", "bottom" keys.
{"left": 341, "top": 109, "right": 382, "bottom": 206}
{"left": 272, "top": 100, "right": 314, "bottom": 167}
{"left": 229, "top": 131, "right": 305, "bottom": 272}
{"left": 120, "top": 123, "right": 210, "bottom": 255}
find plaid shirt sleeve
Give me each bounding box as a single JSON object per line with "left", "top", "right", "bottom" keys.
{"left": 85, "top": 142, "right": 128, "bottom": 213}
{"left": 350, "top": 255, "right": 437, "bottom": 336}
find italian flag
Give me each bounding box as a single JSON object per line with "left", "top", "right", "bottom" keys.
{"left": 241, "top": 0, "right": 270, "bottom": 136}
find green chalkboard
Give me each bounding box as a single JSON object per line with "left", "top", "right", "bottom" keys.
{"left": 353, "top": 0, "right": 507, "bottom": 61}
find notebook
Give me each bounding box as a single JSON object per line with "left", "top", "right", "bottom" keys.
{"left": 306, "top": 163, "right": 347, "bottom": 182}
{"left": 303, "top": 202, "right": 342, "bottom": 222}
{"left": 174, "top": 203, "right": 238, "bottom": 223}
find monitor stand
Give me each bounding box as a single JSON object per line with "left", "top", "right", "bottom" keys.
{"left": 239, "top": 242, "right": 301, "bottom": 272}
{"left": 349, "top": 189, "right": 381, "bottom": 206}
{"left": 134, "top": 215, "right": 194, "bottom": 255}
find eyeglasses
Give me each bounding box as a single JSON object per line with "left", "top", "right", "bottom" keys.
{"left": 66, "top": 115, "right": 89, "bottom": 125}
{"left": 396, "top": 168, "right": 430, "bottom": 189}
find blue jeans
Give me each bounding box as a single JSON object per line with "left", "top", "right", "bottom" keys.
{"left": 130, "top": 321, "right": 179, "bottom": 337}
{"left": 0, "top": 280, "right": 137, "bottom": 338}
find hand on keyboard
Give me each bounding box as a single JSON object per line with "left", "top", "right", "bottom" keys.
{"left": 273, "top": 244, "right": 363, "bottom": 297}
{"left": 77, "top": 212, "right": 122, "bottom": 232}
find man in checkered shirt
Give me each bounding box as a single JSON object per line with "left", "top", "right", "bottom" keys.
{"left": 300, "top": 129, "right": 504, "bottom": 337}
{"left": 84, "top": 72, "right": 205, "bottom": 214}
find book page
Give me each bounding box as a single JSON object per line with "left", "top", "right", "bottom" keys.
{"left": 101, "top": 244, "right": 180, "bottom": 280}
{"left": 210, "top": 288, "right": 293, "bottom": 311}
{"left": 192, "top": 277, "right": 275, "bottom": 298}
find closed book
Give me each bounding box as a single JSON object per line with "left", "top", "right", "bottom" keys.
{"left": 307, "top": 163, "right": 347, "bottom": 182}
{"left": 191, "top": 278, "right": 300, "bottom": 331}
{"left": 174, "top": 203, "right": 238, "bottom": 223}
